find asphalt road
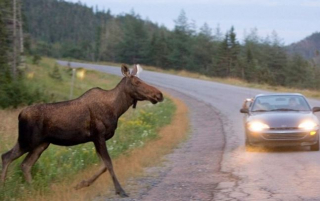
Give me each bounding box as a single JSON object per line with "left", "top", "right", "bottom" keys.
{"left": 58, "top": 61, "right": 320, "bottom": 201}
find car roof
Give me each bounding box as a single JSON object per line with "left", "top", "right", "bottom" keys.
{"left": 254, "top": 93, "right": 304, "bottom": 98}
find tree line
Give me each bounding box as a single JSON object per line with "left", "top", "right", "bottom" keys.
{"left": 1, "top": 0, "right": 320, "bottom": 108}
{"left": 22, "top": 0, "right": 320, "bottom": 88}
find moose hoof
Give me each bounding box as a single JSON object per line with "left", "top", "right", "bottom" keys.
{"left": 74, "top": 180, "right": 90, "bottom": 190}
{"left": 117, "top": 191, "right": 129, "bottom": 198}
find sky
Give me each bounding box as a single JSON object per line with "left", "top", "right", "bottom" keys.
{"left": 65, "top": 0, "right": 320, "bottom": 45}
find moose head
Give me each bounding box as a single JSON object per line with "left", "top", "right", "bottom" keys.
{"left": 121, "top": 64, "right": 163, "bottom": 108}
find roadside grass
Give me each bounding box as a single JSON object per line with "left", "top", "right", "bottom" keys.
{"left": 25, "top": 57, "right": 120, "bottom": 101}
{"left": 0, "top": 57, "right": 179, "bottom": 200}
{"left": 66, "top": 58, "right": 320, "bottom": 99}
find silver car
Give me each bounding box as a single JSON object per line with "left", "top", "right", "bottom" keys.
{"left": 240, "top": 93, "right": 320, "bottom": 151}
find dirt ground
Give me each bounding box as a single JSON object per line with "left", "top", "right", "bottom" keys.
{"left": 98, "top": 88, "right": 231, "bottom": 201}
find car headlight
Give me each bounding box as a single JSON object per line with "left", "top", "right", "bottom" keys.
{"left": 248, "top": 121, "right": 270, "bottom": 132}
{"left": 298, "top": 121, "right": 318, "bottom": 130}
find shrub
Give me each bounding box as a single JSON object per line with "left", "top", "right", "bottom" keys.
{"left": 32, "top": 55, "right": 41, "bottom": 65}
{"left": 49, "top": 64, "right": 62, "bottom": 80}
{"left": 0, "top": 79, "right": 49, "bottom": 108}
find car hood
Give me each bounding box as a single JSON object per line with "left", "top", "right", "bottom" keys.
{"left": 247, "top": 111, "right": 319, "bottom": 128}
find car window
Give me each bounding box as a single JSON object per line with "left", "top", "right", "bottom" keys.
{"left": 251, "top": 95, "right": 311, "bottom": 112}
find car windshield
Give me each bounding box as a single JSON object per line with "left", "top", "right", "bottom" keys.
{"left": 251, "top": 95, "right": 311, "bottom": 112}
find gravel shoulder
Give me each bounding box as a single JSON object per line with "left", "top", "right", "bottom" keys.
{"left": 99, "top": 88, "right": 232, "bottom": 201}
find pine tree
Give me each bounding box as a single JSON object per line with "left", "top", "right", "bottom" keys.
{"left": 266, "top": 32, "right": 287, "bottom": 85}
{"left": 99, "top": 18, "right": 123, "bottom": 62}
{"left": 49, "top": 64, "right": 62, "bottom": 80}
{"left": 116, "top": 13, "right": 149, "bottom": 64}
{"left": 228, "top": 26, "right": 240, "bottom": 77}
{"left": 144, "top": 27, "right": 171, "bottom": 68}
{"left": 285, "top": 54, "right": 308, "bottom": 87}
{"left": 214, "top": 33, "right": 229, "bottom": 77}
{"left": 167, "top": 10, "right": 193, "bottom": 70}
{"left": 192, "top": 23, "right": 214, "bottom": 73}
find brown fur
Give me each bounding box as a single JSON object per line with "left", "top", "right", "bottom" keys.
{"left": 1, "top": 65, "right": 163, "bottom": 197}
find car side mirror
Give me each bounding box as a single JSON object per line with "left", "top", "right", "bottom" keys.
{"left": 312, "top": 107, "right": 320, "bottom": 113}
{"left": 240, "top": 108, "right": 249, "bottom": 113}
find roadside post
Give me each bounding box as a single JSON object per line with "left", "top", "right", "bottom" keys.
{"left": 69, "top": 68, "right": 76, "bottom": 99}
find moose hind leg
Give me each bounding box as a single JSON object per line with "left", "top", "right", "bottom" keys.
{"left": 20, "top": 143, "right": 49, "bottom": 183}
{"left": 1, "top": 143, "right": 27, "bottom": 183}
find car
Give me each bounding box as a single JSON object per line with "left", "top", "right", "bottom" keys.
{"left": 240, "top": 93, "right": 320, "bottom": 151}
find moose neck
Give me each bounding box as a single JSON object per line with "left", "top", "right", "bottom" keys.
{"left": 110, "top": 78, "right": 136, "bottom": 118}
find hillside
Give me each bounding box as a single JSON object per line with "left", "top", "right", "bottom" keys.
{"left": 23, "top": 0, "right": 112, "bottom": 59}
{"left": 1, "top": 0, "right": 317, "bottom": 92}
{"left": 286, "top": 32, "right": 320, "bottom": 60}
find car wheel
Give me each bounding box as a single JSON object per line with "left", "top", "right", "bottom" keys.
{"left": 310, "top": 141, "right": 319, "bottom": 151}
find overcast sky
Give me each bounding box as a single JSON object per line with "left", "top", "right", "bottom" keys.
{"left": 65, "top": 0, "right": 319, "bottom": 45}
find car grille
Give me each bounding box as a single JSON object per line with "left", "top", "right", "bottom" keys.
{"left": 269, "top": 127, "right": 298, "bottom": 130}
{"left": 262, "top": 132, "right": 307, "bottom": 140}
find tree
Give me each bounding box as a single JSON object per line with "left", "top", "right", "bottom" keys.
{"left": 116, "top": 13, "right": 149, "bottom": 64}
{"left": 0, "top": 4, "right": 10, "bottom": 83}
{"left": 174, "top": 10, "right": 189, "bottom": 33}
{"left": 12, "top": 0, "right": 17, "bottom": 79}
{"left": 167, "top": 10, "right": 194, "bottom": 70}
{"left": 213, "top": 24, "right": 223, "bottom": 42}
{"left": 145, "top": 28, "right": 170, "bottom": 68}
{"left": 241, "top": 28, "right": 261, "bottom": 81}
{"left": 285, "top": 54, "right": 308, "bottom": 88}
{"left": 98, "top": 18, "right": 123, "bottom": 62}
{"left": 49, "top": 64, "right": 62, "bottom": 80}
{"left": 192, "top": 23, "right": 215, "bottom": 73}
{"left": 228, "top": 26, "right": 240, "bottom": 77}
{"left": 0, "top": 0, "right": 23, "bottom": 81}
{"left": 213, "top": 27, "right": 240, "bottom": 77}
{"left": 265, "top": 32, "right": 287, "bottom": 85}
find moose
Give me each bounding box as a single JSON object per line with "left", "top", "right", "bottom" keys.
{"left": 1, "top": 64, "right": 163, "bottom": 197}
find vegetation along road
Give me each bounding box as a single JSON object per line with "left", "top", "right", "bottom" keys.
{"left": 59, "top": 61, "right": 320, "bottom": 201}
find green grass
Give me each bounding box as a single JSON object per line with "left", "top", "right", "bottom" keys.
{"left": 0, "top": 57, "right": 176, "bottom": 200}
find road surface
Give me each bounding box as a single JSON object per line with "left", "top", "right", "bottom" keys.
{"left": 58, "top": 61, "right": 320, "bottom": 201}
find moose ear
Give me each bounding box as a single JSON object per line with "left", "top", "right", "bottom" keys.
{"left": 121, "top": 64, "right": 130, "bottom": 77}
{"left": 131, "top": 64, "right": 138, "bottom": 76}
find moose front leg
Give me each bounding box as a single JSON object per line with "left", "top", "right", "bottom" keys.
{"left": 74, "top": 141, "right": 107, "bottom": 190}
{"left": 75, "top": 139, "right": 128, "bottom": 197}
{"left": 74, "top": 165, "right": 107, "bottom": 190}
{"left": 96, "top": 139, "right": 128, "bottom": 197}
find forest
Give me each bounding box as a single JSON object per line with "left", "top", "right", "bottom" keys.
{"left": 1, "top": 0, "right": 320, "bottom": 108}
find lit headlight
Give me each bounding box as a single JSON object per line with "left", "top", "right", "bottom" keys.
{"left": 298, "top": 121, "right": 318, "bottom": 130}
{"left": 248, "top": 121, "right": 270, "bottom": 132}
